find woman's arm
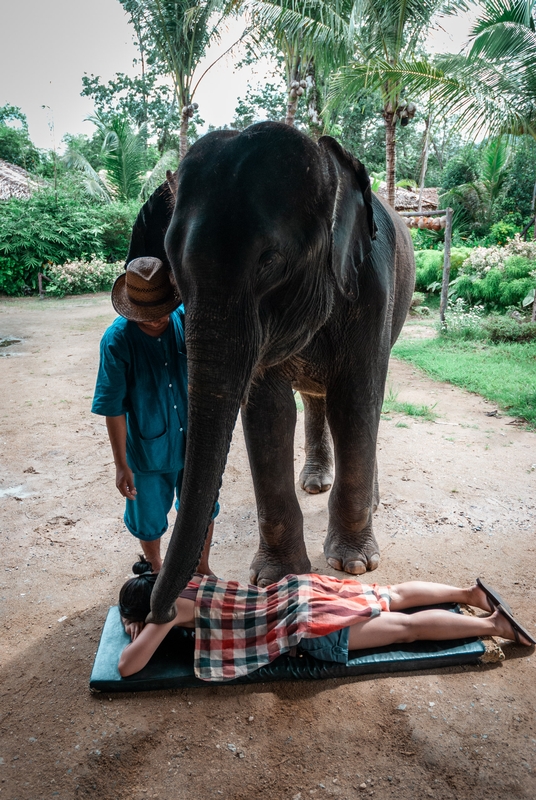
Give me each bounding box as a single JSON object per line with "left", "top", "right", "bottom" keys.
{"left": 118, "top": 597, "right": 195, "bottom": 677}
{"left": 118, "top": 610, "right": 178, "bottom": 677}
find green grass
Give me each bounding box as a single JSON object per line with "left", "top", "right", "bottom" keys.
{"left": 392, "top": 338, "right": 536, "bottom": 425}
{"left": 382, "top": 386, "right": 438, "bottom": 421}
{"left": 383, "top": 399, "right": 438, "bottom": 421}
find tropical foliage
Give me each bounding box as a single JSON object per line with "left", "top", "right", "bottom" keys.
{"left": 0, "top": 182, "right": 137, "bottom": 295}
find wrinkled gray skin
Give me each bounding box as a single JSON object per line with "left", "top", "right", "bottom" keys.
{"left": 128, "top": 122, "right": 415, "bottom": 623}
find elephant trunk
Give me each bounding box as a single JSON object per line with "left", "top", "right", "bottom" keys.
{"left": 149, "top": 298, "right": 259, "bottom": 623}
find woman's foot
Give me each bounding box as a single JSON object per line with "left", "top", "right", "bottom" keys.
{"left": 490, "top": 606, "right": 535, "bottom": 646}
{"left": 466, "top": 582, "right": 500, "bottom": 613}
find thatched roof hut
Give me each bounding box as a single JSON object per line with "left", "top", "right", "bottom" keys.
{"left": 377, "top": 184, "right": 439, "bottom": 212}
{"left": 0, "top": 159, "right": 43, "bottom": 201}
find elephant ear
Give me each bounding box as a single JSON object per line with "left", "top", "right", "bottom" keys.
{"left": 124, "top": 171, "right": 177, "bottom": 270}
{"left": 318, "top": 136, "right": 376, "bottom": 301}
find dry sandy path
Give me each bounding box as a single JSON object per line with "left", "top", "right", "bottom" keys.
{"left": 0, "top": 295, "right": 535, "bottom": 800}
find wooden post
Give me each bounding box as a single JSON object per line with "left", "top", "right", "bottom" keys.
{"left": 439, "top": 208, "right": 454, "bottom": 323}
{"left": 38, "top": 272, "right": 51, "bottom": 299}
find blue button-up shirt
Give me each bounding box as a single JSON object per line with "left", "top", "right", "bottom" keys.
{"left": 92, "top": 308, "right": 188, "bottom": 474}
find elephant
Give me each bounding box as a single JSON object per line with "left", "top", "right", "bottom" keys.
{"left": 125, "top": 121, "right": 415, "bottom": 623}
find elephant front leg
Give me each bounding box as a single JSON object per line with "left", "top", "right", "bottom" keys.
{"left": 298, "top": 392, "right": 334, "bottom": 494}
{"left": 242, "top": 378, "right": 311, "bottom": 587}
{"left": 324, "top": 397, "right": 382, "bottom": 575}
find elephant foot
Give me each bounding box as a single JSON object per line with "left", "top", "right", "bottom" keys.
{"left": 323, "top": 529, "right": 380, "bottom": 576}
{"left": 249, "top": 547, "right": 312, "bottom": 588}
{"left": 299, "top": 465, "right": 333, "bottom": 495}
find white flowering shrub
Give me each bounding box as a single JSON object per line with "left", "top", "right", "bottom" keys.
{"left": 460, "top": 235, "right": 536, "bottom": 279}
{"left": 45, "top": 259, "right": 124, "bottom": 296}
{"left": 439, "top": 298, "right": 486, "bottom": 339}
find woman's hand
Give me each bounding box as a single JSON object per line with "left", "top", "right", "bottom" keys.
{"left": 122, "top": 617, "right": 145, "bottom": 641}
{"left": 118, "top": 605, "right": 180, "bottom": 677}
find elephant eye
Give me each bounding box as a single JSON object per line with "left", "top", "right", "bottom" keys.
{"left": 260, "top": 250, "right": 285, "bottom": 269}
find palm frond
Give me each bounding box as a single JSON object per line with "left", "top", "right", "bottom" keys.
{"left": 140, "top": 149, "right": 180, "bottom": 200}
{"left": 328, "top": 55, "right": 536, "bottom": 140}
{"left": 62, "top": 147, "right": 111, "bottom": 202}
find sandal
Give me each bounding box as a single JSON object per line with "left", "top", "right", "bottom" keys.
{"left": 476, "top": 578, "right": 513, "bottom": 615}
{"left": 496, "top": 603, "right": 536, "bottom": 646}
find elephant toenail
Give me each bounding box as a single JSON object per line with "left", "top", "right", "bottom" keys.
{"left": 327, "top": 557, "right": 343, "bottom": 571}
{"left": 345, "top": 560, "right": 367, "bottom": 575}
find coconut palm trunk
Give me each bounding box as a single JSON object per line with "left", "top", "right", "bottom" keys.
{"left": 383, "top": 103, "right": 397, "bottom": 207}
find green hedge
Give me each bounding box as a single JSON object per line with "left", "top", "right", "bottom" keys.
{"left": 452, "top": 257, "right": 535, "bottom": 309}
{"left": 414, "top": 247, "right": 473, "bottom": 292}
{"left": 0, "top": 188, "right": 137, "bottom": 295}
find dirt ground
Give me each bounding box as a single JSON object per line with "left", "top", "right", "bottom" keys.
{"left": 1, "top": 293, "right": 535, "bottom": 800}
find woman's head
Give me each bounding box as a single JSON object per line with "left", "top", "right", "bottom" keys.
{"left": 119, "top": 556, "right": 157, "bottom": 622}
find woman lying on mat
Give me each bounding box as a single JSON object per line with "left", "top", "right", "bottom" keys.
{"left": 118, "top": 556, "right": 534, "bottom": 680}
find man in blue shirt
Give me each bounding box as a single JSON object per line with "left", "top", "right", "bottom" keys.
{"left": 92, "top": 257, "right": 215, "bottom": 574}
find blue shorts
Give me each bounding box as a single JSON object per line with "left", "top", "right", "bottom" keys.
{"left": 298, "top": 627, "right": 350, "bottom": 664}
{"left": 124, "top": 470, "right": 220, "bottom": 542}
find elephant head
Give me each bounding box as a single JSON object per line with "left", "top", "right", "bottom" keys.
{"left": 135, "top": 122, "right": 376, "bottom": 622}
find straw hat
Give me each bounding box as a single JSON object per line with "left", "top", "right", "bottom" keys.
{"left": 111, "top": 257, "right": 181, "bottom": 322}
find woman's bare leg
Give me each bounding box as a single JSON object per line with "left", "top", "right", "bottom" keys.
{"left": 389, "top": 582, "right": 493, "bottom": 613}
{"left": 348, "top": 607, "right": 533, "bottom": 651}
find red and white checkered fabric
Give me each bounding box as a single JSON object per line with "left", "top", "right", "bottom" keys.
{"left": 193, "top": 573, "right": 391, "bottom": 681}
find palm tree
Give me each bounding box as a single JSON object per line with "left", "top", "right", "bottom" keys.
{"left": 64, "top": 115, "right": 146, "bottom": 202}
{"left": 326, "top": 0, "right": 468, "bottom": 205}
{"left": 120, "top": 0, "right": 238, "bottom": 158}
{"left": 442, "top": 137, "right": 510, "bottom": 230}
{"left": 350, "top": 1, "right": 536, "bottom": 162}
{"left": 242, "top": 0, "right": 353, "bottom": 135}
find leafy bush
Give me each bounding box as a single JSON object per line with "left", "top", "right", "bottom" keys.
{"left": 485, "top": 219, "right": 519, "bottom": 246}
{"left": 439, "top": 302, "right": 536, "bottom": 343}
{"left": 414, "top": 246, "right": 472, "bottom": 292}
{"left": 482, "top": 316, "right": 536, "bottom": 343}
{"left": 0, "top": 184, "right": 136, "bottom": 295}
{"left": 97, "top": 201, "right": 138, "bottom": 263}
{"left": 450, "top": 236, "right": 536, "bottom": 311}
{"left": 0, "top": 186, "right": 104, "bottom": 295}
{"left": 45, "top": 259, "right": 124, "bottom": 296}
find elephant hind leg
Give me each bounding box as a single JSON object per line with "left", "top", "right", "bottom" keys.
{"left": 298, "top": 392, "right": 334, "bottom": 494}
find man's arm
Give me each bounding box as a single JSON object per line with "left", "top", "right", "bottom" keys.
{"left": 106, "top": 415, "right": 137, "bottom": 500}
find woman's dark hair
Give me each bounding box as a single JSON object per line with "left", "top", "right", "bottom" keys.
{"left": 119, "top": 555, "right": 157, "bottom": 622}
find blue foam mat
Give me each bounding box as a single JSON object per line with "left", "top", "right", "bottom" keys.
{"left": 90, "top": 605, "right": 486, "bottom": 692}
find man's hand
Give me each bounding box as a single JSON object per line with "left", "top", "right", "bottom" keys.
{"left": 116, "top": 465, "right": 137, "bottom": 500}
{"left": 122, "top": 618, "right": 145, "bottom": 641}
{"left": 105, "top": 416, "right": 137, "bottom": 499}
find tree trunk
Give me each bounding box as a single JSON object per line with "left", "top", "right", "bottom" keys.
{"left": 384, "top": 104, "right": 397, "bottom": 207}
{"left": 305, "top": 60, "right": 323, "bottom": 140}
{"left": 417, "top": 115, "right": 431, "bottom": 213}
{"left": 285, "top": 55, "right": 302, "bottom": 127}
{"left": 180, "top": 105, "right": 190, "bottom": 161}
